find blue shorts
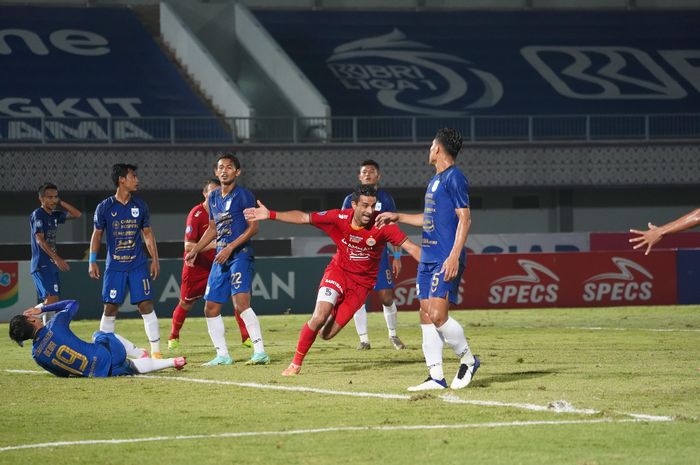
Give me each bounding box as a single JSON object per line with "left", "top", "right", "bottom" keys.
{"left": 31, "top": 267, "right": 60, "bottom": 300}
{"left": 416, "top": 261, "right": 465, "bottom": 305}
{"left": 92, "top": 331, "right": 134, "bottom": 377}
{"left": 204, "top": 255, "right": 254, "bottom": 304}
{"left": 373, "top": 248, "right": 394, "bottom": 291}
{"left": 102, "top": 265, "right": 153, "bottom": 305}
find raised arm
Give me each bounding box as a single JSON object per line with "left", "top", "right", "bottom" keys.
{"left": 630, "top": 208, "right": 700, "bottom": 255}
{"left": 243, "top": 200, "right": 311, "bottom": 224}
{"left": 60, "top": 199, "right": 82, "bottom": 219}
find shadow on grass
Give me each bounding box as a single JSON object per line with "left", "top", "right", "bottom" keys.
{"left": 471, "top": 370, "right": 555, "bottom": 387}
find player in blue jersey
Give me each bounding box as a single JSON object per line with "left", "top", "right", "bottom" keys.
{"left": 341, "top": 160, "right": 406, "bottom": 351}
{"left": 30, "top": 182, "right": 82, "bottom": 324}
{"left": 185, "top": 153, "right": 269, "bottom": 367}
{"left": 88, "top": 164, "right": 163, "bottom": 358}
{"left": 377, "top": 128, "right": 479, "bottom": 391}
{"left": 9, "top": 300, "right": 186, "bottom": 377}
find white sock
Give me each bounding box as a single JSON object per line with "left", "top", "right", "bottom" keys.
{"left": 131, "top": 357, "right": 176, "bottom": 374}
{"left": 240, "top": 308, "right": 265, "bottom": 353}
{"left": 100, "top": 314, "right": 116, "bottom": 333}
{"left": 436, "top": 317, "right": 475, "bottom": 365}
{"left": 383, "top": 302, "right": 398, "bottom": 337}
{"left": 206, "top": 315, "right": 229, "bottom": 357}
{"left": 141, "top": 311, "right": 161, "bottom": 353}
{"left": 114, "top": 333, "right": 145, "bottom": 358}
{"left": 354, "top": 305, "right": 369, "bottom": 342}
{"left": 41, "top": 311, "right": 55, "bottom": 325}
{"left": 421, "top": 323, "right": 444, "bottom": 380}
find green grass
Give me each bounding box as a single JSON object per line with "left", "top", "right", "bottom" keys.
{"left": 1, "top": 305, "right": 699, "bottom": 465}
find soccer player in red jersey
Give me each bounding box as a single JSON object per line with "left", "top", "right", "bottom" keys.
{"left": 244, "top": 184, "right": 421, "bottom": 376}
{"left": 168, "top": 179, "right": 250, "bottom": 350}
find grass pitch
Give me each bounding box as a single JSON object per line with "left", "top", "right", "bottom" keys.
{"left": 1, "top": 305, "right": 699, "bottom": 465}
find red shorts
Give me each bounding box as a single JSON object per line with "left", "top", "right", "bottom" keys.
{"left": 319, "top": 264, "right": 371, "bottom": 329}
{"left": 180, "top": 266, "right": 209, "bottom": 303}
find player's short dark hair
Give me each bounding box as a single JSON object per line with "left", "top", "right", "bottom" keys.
{"left": 360, "top": 159, "right": 380, "bottom": 171}
{"left": 38, "top": 182, "right": 58, "bottom": 196}
{"left": 435, "top": 127, "right": 463, "bottom": 158}
{"left": 216, "top": 152, "right": 240, "bottom": 170}
{"left": 351, "top": 184, "right": 378, "bottom": 203}
{"left": 111, "top": 163, "right": 138, "bottom": 187}
{"left": 203, "top": 178, "right": 221, "bottom": 189}
{"left": 9, "top": 315, "right": 34, "bottom": 347}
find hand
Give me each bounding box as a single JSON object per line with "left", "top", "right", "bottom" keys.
{"left": 214, "top": 246, "right": 233, "bottom": 264}
{"left": 375, "top": 212, "right": 398, "bottom": 228}
{"left": 243, "top": 200, "right": 269, "bottom": 221}
{"left": 150, "top": 260, "right": 160, "bottom": 280}
{"left": 23, "top": 307, "right": 42, "bottom": 317}
{"left": 89, "top": 262, "right": 100, "bottom": 279}
{"left": 184, "top": 250, "right": 197, "bottom": 267}
{"left": 629, "top": 222, "right": 662, "bottom": 256}
{"left": 392, "top": 255, "right": 402, "bottom": 278}
{"left": 54, "top": 256, "right": 70, "bottom": 272}
{"left": 440, "top": 254, "right": 460, "bottom": 282}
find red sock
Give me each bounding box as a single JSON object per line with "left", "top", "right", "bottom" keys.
{"left": 292, "top": 323, "right": 318, "bottom": 366}
{"left": 170, "top": 305, "right": 188, "bottom": 340}
{"left": 234, "top": 310, "right": 250, "bottom": 342}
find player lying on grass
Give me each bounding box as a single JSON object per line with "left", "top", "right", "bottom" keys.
{"left": 244, "top": 184, "right": 421, "bottom": 376}
{"left": 9, "top": 300, "right": 186, "bottom": 377}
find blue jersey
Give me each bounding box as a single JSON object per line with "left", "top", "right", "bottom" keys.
{"left": 341, "top": 188, "right": 397, "bottom": 214}
{"left": 94, "top": 196, "right": 150, "bottom": 271}
{"left": 208, "top": 185, "right": 255, "bottom": 260}
{"left": 30, "top": 208, "right": 67, "bottom": 273}
{"left": 421, "top": 166, "right": 470, "bottom": 265}
{"left": 31, "top": 300, "right": 113, "bottom": 377}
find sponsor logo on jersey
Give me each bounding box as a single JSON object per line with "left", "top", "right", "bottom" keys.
{"left": 36, "top": 219, "right": 43, "bottom": 228}
{"left": 194, "top": 210, "right": 202, "bottom": 217}
{"left": 338, "top": 214, "right": 348, "bottom": 219}
{"left": 111, "top": 211, "right": 118, "bottom": 217}
{"left": 112, "top": 220, "right": 120, "bottom": 230}
{"left": 324, "top": 278, "right": 343, "bottom": 293}
{"left": 582, "top": 257, "right": 653, "bottom": 302}
{"left": 349, "top": 234, "right": 363, "bottom": 243}
{"left": 185, "top": 225, "right": 192, "bottom": 234}
{"left": 488, "top": 259, "right": 559, "bottom": 305}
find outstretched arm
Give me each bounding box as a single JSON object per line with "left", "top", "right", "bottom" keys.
{"left": 375, "top": 212, "right": 424, "bottom": 228}
{"left": 243, "top": 200, "right": 311, "bottom": 224}
{"left": 630, "top": 208, "right": 700, "bottom": 255}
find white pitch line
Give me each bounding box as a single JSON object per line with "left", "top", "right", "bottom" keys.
{"left": 0, "top": 418, "right": 661, "bottom": 453}
{"left": 519, "top": 326, "right": 700, "bottom": 333}
{"left": 4, "top": 369, "right": 676, "bottom": 422}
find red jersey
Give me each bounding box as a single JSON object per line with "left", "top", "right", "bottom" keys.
{"left": 311, "top": 208, "right": 407, "bottom": 289}
{"left": 184, "top": 203, "right": 215, "bottom": 273}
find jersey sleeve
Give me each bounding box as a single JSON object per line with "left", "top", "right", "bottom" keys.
{"left": 341, "top": 194, "right": 352, "bottom": 209}
{"left": 184, "top": 208, "right": 198, "bottom": 242}
{"left": 54, "top": 211, "right": 68, "bottom": 224}
{"left": 384, "top": 193, "right": 397, "bottom": 213}
{"left": 45, "top": 300, "right": 79, "bottom": 325}
{"left": 310, "top": 210, "right": 342, "bottom": 236}
{"left": 208, "top": 191, "right": 216, "bottom": 220}
{"left": 93, "top": 202, "right": 106, "bottom": 230}
{"left": 243, "top": 189, "right": 256, "bottom": 209}
{"left": 383, "top": 224, "right": 408, "bottom": 247}
{"left": 31, "top": 211, "right": 45, "bottom": 236}
{"left": 446, "top": 171, "right": 470, "bottom": 209}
